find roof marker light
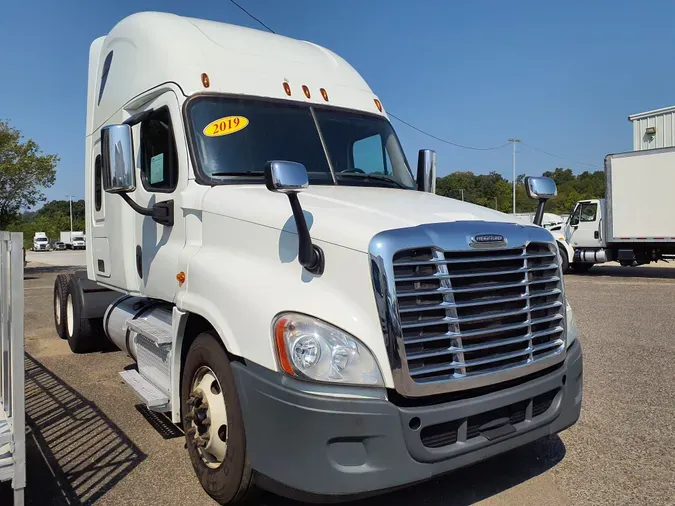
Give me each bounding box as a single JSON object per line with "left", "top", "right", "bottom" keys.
{"left": 201, "top": 73, "right": 210, "bottom": 88}
{"left": 302, "top": 85, "right": 311, "bottom": 99}
{"left": 283, "top": 82, "right": 292, "bottom": 96}
{"left": 320, "top": 88, "right": 329, "bottom": 101}
{"left": 374, "top": 99, "right": 383, "bottom": 112}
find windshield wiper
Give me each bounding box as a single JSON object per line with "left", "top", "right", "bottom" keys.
{"left": 210, "top": 170, "right": 265, "bottom": 177}
{"left": 336, "top": 172, "right": 407, "bottom": 189}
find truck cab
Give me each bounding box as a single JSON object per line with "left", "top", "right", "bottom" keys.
{"left": 56, "top": 12, "right": 583, "bottom": 504}
{"left": 565, "top": 198, "right": 606, "bottom": 249}
{"left": 32, "top": 233, "right": 50, "bottom": 251}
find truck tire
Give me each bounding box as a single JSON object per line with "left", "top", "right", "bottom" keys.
{"left": 570, "top": 262, "right": 593, "bottom": 273}
{"left": 182, "top": 332, "right": 257, "bottom": 505}
{"left": 64, "top": 276, "right": 105, "bottom": 353}
{"left": 53, "top": 273, "right": 72, "bottom": 339}
{"left": 558, "top": 246, "right": 569, "bottom": 274}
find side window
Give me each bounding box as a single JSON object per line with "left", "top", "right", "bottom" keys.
{"left": 569, "top": 205, "right": 581, "bottom": 226}
{"left": 352, "top": 134, "right": 386, "bottom": 174}
{"left": 139, "top": 107, "right": 178, "bottom": 192}
{"left": 580, "top": 203, "right": 598, "bottom": 222}
{"left": 94, "top": 155, "right": 102, "bottom": 211}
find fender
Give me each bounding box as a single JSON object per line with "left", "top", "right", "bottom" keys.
{"left": 170, "top": 307, "right": 189, "bottom": 423}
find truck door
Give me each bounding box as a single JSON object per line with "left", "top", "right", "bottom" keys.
{"left": 567, "top": 201, "right": 602, "bottom": 248}
{"left": 130, "top": 90, "right": 187, "bottom": 301}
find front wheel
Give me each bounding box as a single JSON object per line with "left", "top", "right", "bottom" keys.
{"left": 181, "top": 332, "right": 257, "bottom": 504}
{"left": 558, "top": 246, "right": 569, "bottom": 274}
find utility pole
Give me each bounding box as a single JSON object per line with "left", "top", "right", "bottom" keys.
{"left": 495, "top": 197, "right": 498, "bottom": 210}
{"left": 459, "top": 189, "right": 465, "bottom": 201}
{"left": 66, "top": 195, "right": 74, "bottom": 238}
{"left": 508, "top": 138, "right": 520, "bottom": 213}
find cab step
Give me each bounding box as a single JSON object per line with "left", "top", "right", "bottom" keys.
{"left": 126, "top": 318, "right": 172, "bottom": 346}
{"left": 119, "top": 369, "right": 170, "bottom": 411}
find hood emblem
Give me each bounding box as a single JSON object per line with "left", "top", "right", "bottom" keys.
{"left": 470, "top": 234, "right": 507, "bottom": 248}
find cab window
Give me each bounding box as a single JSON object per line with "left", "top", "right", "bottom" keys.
{"left": 580, "top": 203, "right": 598, "bottom": 222}
{"left": 139, "top": 107, "right": 178, "bottom": 192}
{"left": 569, "top": 205, "right": 581, "bottom": 226}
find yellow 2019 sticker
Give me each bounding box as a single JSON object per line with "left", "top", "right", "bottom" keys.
{"left": 203, "top": 116, "right": 249, "bottom": 137}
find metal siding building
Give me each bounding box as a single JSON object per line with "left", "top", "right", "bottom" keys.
{"left": 628, "top": 105, "right": 675, "bottom": 151}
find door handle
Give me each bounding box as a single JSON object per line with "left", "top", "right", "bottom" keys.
{"left": 594, "top": 231, "right": 599, "bottom": 239}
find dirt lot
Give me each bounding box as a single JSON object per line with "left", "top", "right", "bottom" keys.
{"left": 3, "top": 261, "right": 675, "bottom": 505}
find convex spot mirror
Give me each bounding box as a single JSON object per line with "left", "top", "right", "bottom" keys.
{"left": 101, "top": 124, "right": 136, "bottom": 193}
{"left": 264, "top": 161, "right": 309, "bottom": 194}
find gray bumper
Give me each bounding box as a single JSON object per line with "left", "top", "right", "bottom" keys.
{"left": 232, "top": 340, "right": 583, "bottom": 501}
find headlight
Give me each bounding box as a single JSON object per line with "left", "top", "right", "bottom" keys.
{"left": 565, "top": 301, "right": 578, "bottom": 348}
{"left": 273, "top": 313, "right": 384, "bottom": 386}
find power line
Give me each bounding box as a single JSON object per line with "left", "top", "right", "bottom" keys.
{"left": 388, "top": 113, "right": 511, "bottom": 151}
{"left": 227, "top": 0, "right": 601, "bottom": 168}
{"left": 520, "top": 141, "right": 601, "bottom": 169}
{"left": 229, "top": 0, "right": 276, "bottom": 33}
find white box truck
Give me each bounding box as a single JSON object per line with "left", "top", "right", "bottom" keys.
{"left": 564, "top": 147, "right": 675, "bottom": 271}
{"left": 52, "top": 12, "right": 583, "bottom": 504}
{"left": 60, "top": 231, "right": 86, "bottom": 250}
{"left": 32, "top": 232, "right": 50, "bottom": 251}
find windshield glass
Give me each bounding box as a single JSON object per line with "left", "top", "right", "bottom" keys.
{"left": 36, "top": 238, "right": 48, "bottom": 242}
{"left": 187, "top": 96, "right": 415, "bottom": 189}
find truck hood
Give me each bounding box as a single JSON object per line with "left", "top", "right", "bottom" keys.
{"left": 202, "top": 186, "right": 524, "bottom": 252}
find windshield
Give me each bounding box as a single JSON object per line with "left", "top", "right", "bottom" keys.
{"left": 36, "top": 238, "right": 48, "bottom": 242}
{"left": 187, "top": 96, "right": 416, "bottom": 189}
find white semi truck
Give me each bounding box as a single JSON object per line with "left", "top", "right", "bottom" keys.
{"left": 563, "top": 147, "right": 675, "bottom": 271}
{"left": 32, "top": 232, "right": 50, "bottom": 251}
{"left": 52, "top": 12, "right": 583, "bottom": 504}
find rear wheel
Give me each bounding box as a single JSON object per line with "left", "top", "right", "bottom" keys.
{"left": 53, "top": 274, "right": 71, "bottom": 339}
{"left": 182, "top": 332, "right": 257, "bottom": 504}
{"left": 64, "top": 277, "right": 105, "bottom": 353}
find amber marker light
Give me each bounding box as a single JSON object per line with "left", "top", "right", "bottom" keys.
{"left": 320, "top": 88, "right": 329, "bottom": 101}
{"left": 274, "top": 318, "right": 295, "bottom": 375}
{"left": 302, "top": 85, "right": 311, "bottom": 99}
{"left": 374, "top": 98, "right": 383, "bottom": 112}
{"left": 283, "top": 82, "right": 292, "bottom": 96}
{"left": 201, "top": 73, "right": 210, "bottom": 88}
{"left": 176, "top": 271, "right": 186, "bottom": 286}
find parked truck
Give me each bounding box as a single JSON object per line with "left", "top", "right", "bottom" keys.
{"left": 564, "top": 147, "right": 675, "bottom": 271}
{"left": 52, "top": 12, "right": 583, "bottom": 504}
{"left": 32, "top": 232, "right": 50, "bottom": 251}
{"left": 60, "top": 231, "right": 86, "bottom": 250}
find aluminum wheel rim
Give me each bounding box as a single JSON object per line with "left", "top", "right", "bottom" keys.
{"left": 188, "top": 365, "right": 228, "bottom": 469}
{"left": 55, "top": 292, "right": 61, "bottom": 326}
{"left": 66, "top": 293, "right": 74, "bottom": 337}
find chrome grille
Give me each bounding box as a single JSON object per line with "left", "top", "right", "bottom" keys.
{"left": 392, "top": 242, "right": 565, "bottom": 386}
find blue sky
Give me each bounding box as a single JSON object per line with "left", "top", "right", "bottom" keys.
{"left": 2, "top": 0, "right": 674, "bottom": 205}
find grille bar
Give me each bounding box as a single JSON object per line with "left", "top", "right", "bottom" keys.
{"left": 409, "top": 339, "right": 565, "bottom": 377}
{"left": 393, "top": 251, "right": 554, "bottom": 267}
{"left": 397, "top": 277, "right": 560, "bottom": 297}
{"left": 406, "top": 325, "right": 565, "bottom": 359}
{"left": 395, "top": 263, "right": 558, "bottom": 282}
{"left": 400, "top": 300, "right": 562, "bottom": 326}
{"left": 391, "top": 241, "right": 566, "bottom": 389}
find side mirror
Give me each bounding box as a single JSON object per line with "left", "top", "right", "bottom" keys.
{"left": 416, "top": 149, "right": 437, "bottom": 193}
{"left": 264, "top": 161, "right": 324, "bottom": 275}
{"left": 264, "top": 160, "right": 309, "bottom": 193}
{"left": 101, "top": 124, "right": 136, "bottom": 193}
{"left": 524, "top": 176, "right": 557, "bottom": 226}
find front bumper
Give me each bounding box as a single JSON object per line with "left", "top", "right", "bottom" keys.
{"left": 233, "top": 340, "right": 582, "bottom": 501}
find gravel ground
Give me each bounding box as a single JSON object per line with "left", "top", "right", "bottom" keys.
{"left": 2, "top": 261, "right": 674, "bottom": 505}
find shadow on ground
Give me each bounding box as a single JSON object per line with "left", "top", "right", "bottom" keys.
{"left": 568, "top": 264, "right": 675, "bottom": 280}
{"left": 258, "top": 435, "right": 566, "bottom": 506}
{"left": 22, "top": 353, "right": 146, "bottom": 505}
{"left": 25, "top": 265, "right": 83, "bottom": 276}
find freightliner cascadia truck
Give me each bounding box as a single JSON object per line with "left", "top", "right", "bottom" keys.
{"left": 52, "top": 12, "right": 583, "bottom": 504}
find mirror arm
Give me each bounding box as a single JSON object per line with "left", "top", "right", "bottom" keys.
{"left": 119, "top": 193, "right": 174, "bottom": 227}
{"left": 533, "top": 199, "right": 547, "bottom": 226}
{"left": 287, "top": 193, "right": 324, "bottom": 275}
{"left": 123, "top": 109, "right": 155, "bottom": 127}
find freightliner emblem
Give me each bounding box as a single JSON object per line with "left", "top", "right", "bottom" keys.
{"left": 470, "top": 234, "right": 507, "bottom": 248}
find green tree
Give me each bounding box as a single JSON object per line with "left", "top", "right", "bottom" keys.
{"left": 0, "top": 120, "right": 59, "bottom": 228}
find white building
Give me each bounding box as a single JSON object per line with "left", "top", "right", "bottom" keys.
{"left": 628, "top": 105, "right": 675, "bottom": 151}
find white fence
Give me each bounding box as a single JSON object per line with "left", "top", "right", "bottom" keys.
{"left": 0, "top": 232, "right": 25, "bottom": 505}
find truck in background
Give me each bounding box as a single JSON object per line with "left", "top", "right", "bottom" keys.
{"left": 52, "top": 12, "right": 583, "bottom": 504}
{"left": 32, "top": 232, "right": 50, "bottom": 251}
{"left": 60, "top": 231, "right": 86, "bottom": 250}
{"left": 564, "top": 147, "right": 675, "bottom": 271}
